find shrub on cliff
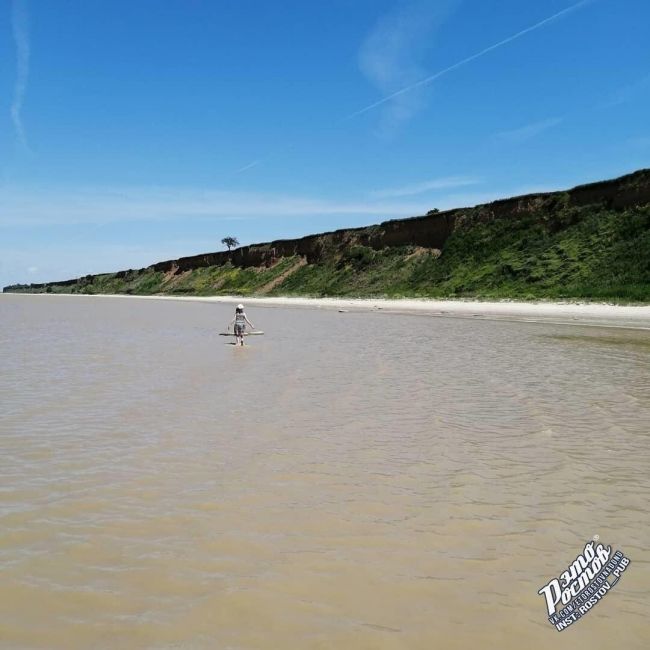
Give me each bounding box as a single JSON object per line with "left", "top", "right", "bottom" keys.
{"left": 338, "top": 245, "right": 376, "bottom": 271}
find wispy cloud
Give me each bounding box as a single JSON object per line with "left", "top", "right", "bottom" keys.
{"left": 628, "top": 136, "right": 650, "bottom": 148}
{"left": 370, "top": 175, "right": 480, "bottom": 199}
{"left": 10, "top": 0, "right": 30, "bottom": 150}
{"left": 358, "top": 0, "right": 459, "bottom": 134}
{"left": 421, "top": 185, "right": 559, "bottom": 210}
{"left": 0, "top": 185, "right": 434, "bottom": 226}
{"left": 0, "top": 181, "right": 564, "bottom": 229}
{"left": 494, "top": 117, "right": 563, "bottom": 144}
{"left": 348, "top": 0, "right": 595, "bottom": 121}
{"left": 600, "top": 74, "right": 650, "bottom": 109}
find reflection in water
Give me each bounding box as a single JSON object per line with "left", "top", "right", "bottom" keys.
{"left": 1, "top": 295, "right": 649, "bottom": 649}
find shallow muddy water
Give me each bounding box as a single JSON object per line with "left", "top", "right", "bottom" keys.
{"left": 1, "top": 294, "right": 648, "bottom": 649}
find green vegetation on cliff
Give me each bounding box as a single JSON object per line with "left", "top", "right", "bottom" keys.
{"left": 5, "top": 170, "right": 650, "bottom": 302}
{"left": 260, "top": 203, "right": 650, "bottom": 301}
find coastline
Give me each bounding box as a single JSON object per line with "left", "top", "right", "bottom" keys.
{"left": 5, "top": 292, "right": 650, "bottom": 330}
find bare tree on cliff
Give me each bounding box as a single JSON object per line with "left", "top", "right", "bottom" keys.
{"left": 221, "top": 236, "right": 239, "bottom": 251}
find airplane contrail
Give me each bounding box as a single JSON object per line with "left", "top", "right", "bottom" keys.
{"left": 11, "top": 0, "right": 30, "bottom": 149}
{"left": 234, "top": 0, "right": 595, "bottom": 174}
{"left": 345, "top": 0, "right": 595, "bottom": 120}
{"left": 234, "top": 160, "right": 262, "bottom": 174}
{"left": 232, "top": 144, "right": 295, "bottom": 176}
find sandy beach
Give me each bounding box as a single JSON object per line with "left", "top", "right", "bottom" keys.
{"left": 18, "top": 293, "right": 650, "bottom": 330}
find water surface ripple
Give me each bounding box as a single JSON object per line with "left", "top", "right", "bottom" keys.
{"left": 1, "top": 295, "right": 648, "bottom": 649}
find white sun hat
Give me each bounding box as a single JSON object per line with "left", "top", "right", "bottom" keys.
{"left": 237, "top": 304, "right": 244, "bottom": 309}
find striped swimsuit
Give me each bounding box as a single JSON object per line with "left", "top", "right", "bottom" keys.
{"left": 234, "top": 313, "right": 246, "bottom": 335}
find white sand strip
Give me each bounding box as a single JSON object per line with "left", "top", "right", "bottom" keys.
{"left": 181, "top": 295, "right": 650, "bottom": 329}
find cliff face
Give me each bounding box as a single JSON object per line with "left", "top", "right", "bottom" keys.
{"left": 5, "top": 169, "right": 650, "bottom": 295}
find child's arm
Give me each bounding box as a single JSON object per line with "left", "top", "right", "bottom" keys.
{"left": 244, "top": 314, "right": 255, "bottom": 328}
{"left": 228, "top": 316, "right": 235, "bottom": 330}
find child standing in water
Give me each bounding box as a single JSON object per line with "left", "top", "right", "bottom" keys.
{"left": 229, "top": 304, "right": 255, "bottom": 346}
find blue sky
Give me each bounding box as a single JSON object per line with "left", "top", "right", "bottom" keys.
{"left": 1, "top": 0, "right": 649, "bottom": 287}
